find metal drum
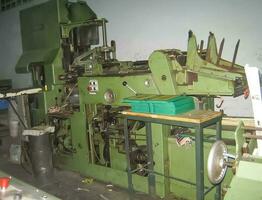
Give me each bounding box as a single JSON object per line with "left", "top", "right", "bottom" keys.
{"left": 29, "top": 134, "right": 53, "bottom": 186}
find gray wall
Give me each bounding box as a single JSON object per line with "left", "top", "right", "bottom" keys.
{"left": 1, "top": 0, "right": 262, "bottom": 116}
{"left": 0, "top": 8, "right": 32, "bottom": 88}
{"left": 0, "top": 0, "right": 46, "bottom": 89}
{"left": 87, "top": 0, "right": 262, "bottom": 66}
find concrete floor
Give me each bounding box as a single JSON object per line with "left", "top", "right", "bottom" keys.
{"left": 0, "top": 155, "right": 156, "bottom": 200}
{"left": 0, "top": 130, "right": 164, "bottom": 200}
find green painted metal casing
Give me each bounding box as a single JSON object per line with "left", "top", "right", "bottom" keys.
{"left": 224, "top": 161, "right": 262, "bottom": 200}
{"left": 16, "top": 0, "right": 97, "bottom": 74}
{"left": 15, "top": 1, "right": 248, "bottom": 199}
{"left": 15, "top": 0, "right": 98, "bottom": 125}
{"left": 16, "top": 0, "right": 61, "bottom": 74}
{"left": 76, "top": 76, "right": 237, "bottom": 199}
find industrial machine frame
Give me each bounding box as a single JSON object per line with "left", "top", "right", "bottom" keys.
{"left": 11, "top": 0, "right": 251, "bottom": 199}
{"left": 122, "top": 110, "right": 222, "bottom": 200}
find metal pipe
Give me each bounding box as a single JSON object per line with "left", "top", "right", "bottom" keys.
{"left": 102, "top": 19, "right": 108, "bottom": 47}
{"left": 7, "top": 99, "right": 27, "bottom": 129}
{"left": 144, "top": 168, "right": 209, "bottom": 189}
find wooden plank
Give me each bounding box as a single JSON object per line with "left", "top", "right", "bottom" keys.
{"left": 243, "top": 134, "right": 262, "bottom": 140}
{"left": 222, "top": 117, "right": 255, "bottom": 127}
{"left": 121, "top": 110, "right": 222, "bottom": 124}
{"left": 0, "top": 87, "right": 42, "bottom": 99}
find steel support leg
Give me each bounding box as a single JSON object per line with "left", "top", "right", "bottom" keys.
{"left": 216, "top": 120, "right": 222, "bottom": 140}
{"left": 123, "top": 118, "right": 134, "bottom": 194}
{"left": 145, "top": 122, "right": 156, "bottom": 196}
{"left": 215, "top": 120, "right": 222, "bottom": 200}
{"left": 195, "top": 125, "right": 204, "bottom": 200}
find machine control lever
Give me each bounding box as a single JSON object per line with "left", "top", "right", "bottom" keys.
{"left": 122, "top": 81, "right": 137, "bottom": 95}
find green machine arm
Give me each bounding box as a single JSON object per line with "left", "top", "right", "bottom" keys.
{"left": 149, "top": 31, "right": 246, "bottom": 96}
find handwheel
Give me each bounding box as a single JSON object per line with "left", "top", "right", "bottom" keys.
{"left": 207, "top": 140, "right": 228, "bottom": 185}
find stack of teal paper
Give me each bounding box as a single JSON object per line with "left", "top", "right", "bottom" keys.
{"left": 123, "top": 94, "right": 195, "bottom": 115}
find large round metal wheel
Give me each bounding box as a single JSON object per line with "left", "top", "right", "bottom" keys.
{"left": 207, "top": 140, "right": 228, "bottom": 185}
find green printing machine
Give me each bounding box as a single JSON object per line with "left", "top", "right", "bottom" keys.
{"left": 9, "top": 0, "right": 261, "bottom": 199}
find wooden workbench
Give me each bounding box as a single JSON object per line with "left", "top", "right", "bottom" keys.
{"left": 121, "top": 110, "right": 222, "bottom": 124}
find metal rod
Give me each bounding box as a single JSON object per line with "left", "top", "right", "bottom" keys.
{"left": 102, "top": 18, "right": 108, "bottom": 47}
{"left": 123, "top": 118, "right": 134, "bottom": 193}
{"left": 223, "top": 153, "right": 236, "bottom": 160}
{"left": 243, "top": 126, "right": 262, "bottom": 132}
{"left": 204, "top": 185, "right": 216, "bottom": 195}
{"left": 7, "top": 99, "right": 27, "bottom": 129}
{"left": 130, "top": 163, "right": 150, "bottom": 174}
{"left": 215, "top": 120, "right": 222, "bottom": 200}
{"left": 145, "top": 169, "right": 195, "bottom": 187}
{"left": 216, "top": 120, "right": 222, "bottom": 140}
{"left": 109, "top": 136, "right": 146, "bottom": 141}
{"left": 122, "top": 81, "right": 137, "bottom": 95}
{"left": 231, "top": 39, "right": 240, "bottom": 68}
{"left": 111, "top": 40, "right": 116, "bottom": 59}
{"left": 126, "top": 85, "right": 137, "bottom": 95}
{"left": 199, "top": 40, "right": 204, "bottom": 55}
{"left": 195, "top": 125, "right": 204, "bottom": 200}
{"left": 217, "top": 38, "right": 224, "bottom": 65}
{"left": 144, "top": 168, "right": 210, "bottom": 189}
{"left": 243, "top": 133, "right": 262, "bottom": 140}
{"left": 88, "top": 124, "right": 95, "bottom": 164}
{"left": 205, "top": 32, "right": 212, "bottom": 61}
{"left": 145, "top": 122, "right": 156, "bottom": 196}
